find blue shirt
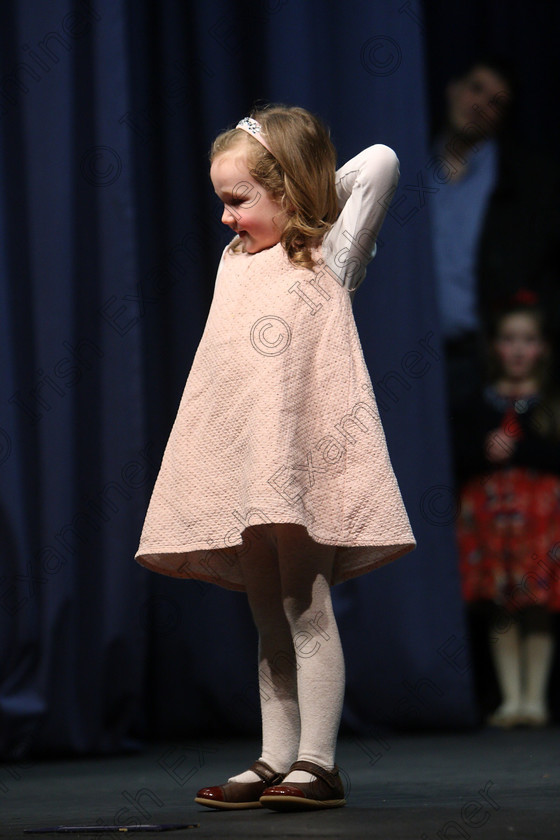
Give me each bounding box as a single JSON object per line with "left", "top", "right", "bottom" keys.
{"left": 431, "top": 138, "right": 497, "bottom": 340}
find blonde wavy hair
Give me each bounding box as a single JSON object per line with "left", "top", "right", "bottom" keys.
{"left": 210, "top": 105, "right": 339, "bottom": 269}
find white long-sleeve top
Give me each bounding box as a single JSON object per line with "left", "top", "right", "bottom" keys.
{"left": 323, "top": 144, "right": 400, "bottom": 293}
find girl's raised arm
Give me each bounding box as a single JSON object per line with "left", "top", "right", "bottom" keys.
{"left": 323, "top": 144, "right": 399, "bottom": 293}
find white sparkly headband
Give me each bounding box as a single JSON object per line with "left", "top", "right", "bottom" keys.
{"left": 236, "top": 117, "right": 273, "bottom": 154}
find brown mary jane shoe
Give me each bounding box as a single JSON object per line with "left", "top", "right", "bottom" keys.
{"left": 194, "top": 759, "right": 284, "bottom": 810}
{"left": 260, "top": 759, "right": 346, "bottom": 811}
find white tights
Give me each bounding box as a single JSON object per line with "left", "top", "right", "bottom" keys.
{"left": 490, "top": 605, "right": 555, "bottom": 721}
{"left": 228, "top": 523, "right": 345, "bottom": 784}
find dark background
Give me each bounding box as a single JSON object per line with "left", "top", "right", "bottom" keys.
{"left": 0, "top": 0, "right": 558, "bottom": 758}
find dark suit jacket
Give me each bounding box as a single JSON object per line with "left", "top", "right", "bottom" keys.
{"left": 476, "top": 138, "right": 560, "bottom": 330}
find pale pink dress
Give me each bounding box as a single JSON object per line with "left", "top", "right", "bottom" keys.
{"left": 135, "top": 145, "right": 416, "bottom": 590}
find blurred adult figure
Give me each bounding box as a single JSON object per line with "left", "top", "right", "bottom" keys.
{"left": 431, "top": 57, "right": 560, "bottom": 420}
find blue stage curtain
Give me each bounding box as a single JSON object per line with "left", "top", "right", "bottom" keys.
{"left": 0, "top": 0, "right": 478, "bottom": 759}
{"left": 0, "top": 0, "right": 151, "bottom": 758}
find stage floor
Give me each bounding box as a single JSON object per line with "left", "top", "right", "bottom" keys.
{"left": 2, "top": 728, "right": 559, "bottom": 839}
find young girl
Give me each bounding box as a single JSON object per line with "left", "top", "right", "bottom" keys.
{"left": 456, "top": 290, "right": 560, "bottom": 728}
{"left": 136, "top": 105, "right": 416, "bottom": 810}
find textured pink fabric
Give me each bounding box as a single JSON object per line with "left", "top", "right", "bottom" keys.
{"left": 135, "top": 241, "right": 416, "bottom": 590}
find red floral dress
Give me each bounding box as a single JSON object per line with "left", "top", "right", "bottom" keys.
{"left": 456, "top": 387, "right": 560, "bottom": 612}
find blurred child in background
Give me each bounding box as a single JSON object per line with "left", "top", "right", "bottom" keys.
{"left": 455, "top": 290, "right": 560, "bottom": 727}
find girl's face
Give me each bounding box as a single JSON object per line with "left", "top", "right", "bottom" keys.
{"left": 493, "top": 312, "right": 547, "bottom": 381}
{"left": 210, "top": 150, "right": 287, "bottom": 254}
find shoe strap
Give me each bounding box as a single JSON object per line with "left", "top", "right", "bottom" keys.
{"left": 249, "top": 759, "right": 284, "bottom": 784}
{"left": 288, "top": 760, "right": 340, "bottom": 789}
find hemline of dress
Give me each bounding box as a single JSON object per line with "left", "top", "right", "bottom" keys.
{"left": 135, "top": 522, "right": 416, "bottom": 591}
